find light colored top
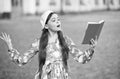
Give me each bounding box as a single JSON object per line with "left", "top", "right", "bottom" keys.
{"left": 8, "top": 35, "right": 94, "bottom": 79}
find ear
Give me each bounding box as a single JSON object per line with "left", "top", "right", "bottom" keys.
{"left": 44, "top": 24, "right": 49, "bottom": 29}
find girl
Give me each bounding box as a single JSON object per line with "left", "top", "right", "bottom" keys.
{"left": 0, "top": 10, "right": 97, "bottom": 79}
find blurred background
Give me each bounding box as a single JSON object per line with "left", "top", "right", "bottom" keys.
{"left": 0, "top": 0, "right": 120, "bottom": 79}
{"left": 0, "top": 0, "right": 120, "bottom": 18}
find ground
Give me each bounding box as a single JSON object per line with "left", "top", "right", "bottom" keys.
{"left": 0, "top": 11, "right": 120, "bottom": 79}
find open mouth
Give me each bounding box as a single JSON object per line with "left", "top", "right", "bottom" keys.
{"left": 57, "top": 25, "right": 60, "bottom": 27}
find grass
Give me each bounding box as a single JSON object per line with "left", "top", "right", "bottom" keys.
{"left": 0, "top": 11, "right": 120, "bottom": 79}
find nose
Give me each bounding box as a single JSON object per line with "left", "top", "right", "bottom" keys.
{"left": 57, "top": 21, "right": 59, "bottom": 24}
{"left": 56, "top": 20, "right": 60, "bottom": 24}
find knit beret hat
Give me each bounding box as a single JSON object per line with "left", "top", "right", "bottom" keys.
{"left": 40, "top": 10, "right": 53, "bottom": 29}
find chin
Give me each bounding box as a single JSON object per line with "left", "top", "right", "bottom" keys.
{"left": 51, "top": 30, "right": 59, "bottom": 33}
{"left": 50, "top": 28, "right": 61, "bottom": 32}
{"left": 53, "top": 28, "right": 61, "bottom": 31}
{"left": 57, "top": 29, "right": 61, "bottom": 32}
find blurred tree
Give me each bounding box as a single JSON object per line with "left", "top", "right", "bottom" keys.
{"left": 65, "top": 0, "right": 71, "bottom": 6}
{"left": 36, "top": 0, "right": 40, "bottom": 6}
{"left": 60, "top": 0, "right": 64, "bottom": 14}
{"left": 80, "top": 0, "right": 85, "bottom": 5}
{"left": 95, "top": 0, "right": 99, "bottom": 5}
{"left": 103, "top": 0, "right": 106, "bottom": 5}
{"left": 110, "top": 0, "right": 114, "bottom": 5}
{"left": 50, "top": 0, "right": 56, "bottom": 6}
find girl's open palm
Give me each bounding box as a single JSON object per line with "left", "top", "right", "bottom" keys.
{"left": 0, "top": 32, "right": 13, "bottom": 50}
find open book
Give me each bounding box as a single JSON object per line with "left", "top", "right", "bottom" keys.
{"left": 82, "top": 20, "right": 105, "bottom": 44}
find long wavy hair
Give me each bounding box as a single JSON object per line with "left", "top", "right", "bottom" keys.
{"left": 39, "top": 13, "right": 69, "bottom": 79}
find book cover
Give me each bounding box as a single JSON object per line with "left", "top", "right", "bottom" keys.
{"left": 82, "top": 20, "right": 105, "bottom": 44}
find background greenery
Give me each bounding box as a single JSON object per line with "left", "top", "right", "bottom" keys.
{"left": 0, "top": 11, "right": 120, "bottom": 79}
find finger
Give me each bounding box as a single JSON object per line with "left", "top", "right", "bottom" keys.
{"left": 2, "top": 32, "right": 6, "bottom": 41}
{"left": 90, "top": 39, "right": 93, "bottom": 44}
{"left": 95, "top": 36, "right": 98, "bottom": 41}
{"left": 89, "top": 51, "right": 94, "bottom": 57}
{"left": 3, "top": 32, "right": 8, "bottom": 41}
{"left": 8, "top": 34, "right": 11, "bottom": 42}
{"left": 1, "top": 32, "right": 4, "bottom": 37}
{"left": 4, "top": 32, "right": 8, "bottom": 39}
{"left": 91, "top": 39, "right": 94, "bottom": 43}
{"left": 0, "top": 32, "right": 5, "bottom": 41}
{"left": 94, "top": 36, "right": 98, "bottom": 45}
{"left": 0, "top": 36, "right": 4, "bottom": 40}
{"left": 8, "top": 34, "right": 10, "bottom": 39}
{"left": 3, "top": 32, "right": 9, "bottom": 43}
{"left": 90, "top": 39, "right": 94, "bottom": 45}
{"left": 90, "top": 41, "right": 96, "bottom": 48}
{"left": 88, "top": 51, "right": 91, "bottom": 56}
{"left": 4, "top": 32, "right": 9, "bottom": 41}
{"left": 85, "top": 51, "right": 89, "bottom": 57}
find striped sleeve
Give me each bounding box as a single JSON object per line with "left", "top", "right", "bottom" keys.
{"left": 8, "top": 38, "right": 39, "bottom": 66}
{"left": 64, "top": 35, "right": 94, "bottom": 64}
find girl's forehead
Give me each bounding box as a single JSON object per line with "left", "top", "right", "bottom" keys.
{"left": 50, "top": 14, "right": 59, "bottom": 19}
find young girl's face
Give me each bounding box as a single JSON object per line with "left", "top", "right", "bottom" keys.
{"left": 46, "top": 14, "right": 61, "bottom": 32}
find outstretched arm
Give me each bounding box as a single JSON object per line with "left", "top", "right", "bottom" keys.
{"left": 0, "top": 32, "right": 39, "bottom": 66}
{"left": 64, "top": 35, "right": 97, "bottom": 64}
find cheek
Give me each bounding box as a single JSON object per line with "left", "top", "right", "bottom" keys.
{"left": 49, "top": 22, "right": 56, "bottom": 27}
{"left": 48, "top": 23, "right": 56, "bottom": 29}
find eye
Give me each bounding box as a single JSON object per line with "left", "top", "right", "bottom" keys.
{"left": 58, "top": 18, "right": 60, "bottom": 21}
{"left": 51, "top": 19, "right": 56, "bottom": 22}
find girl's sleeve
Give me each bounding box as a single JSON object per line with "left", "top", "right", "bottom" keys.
{"left": 64, "top": 36, "right": 94, "bottom": 64}
{"left": 8, "top": 38, "right": 39, "bottom": 66}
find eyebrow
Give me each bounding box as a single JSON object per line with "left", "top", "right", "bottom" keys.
{"left": 51, "top": 17, "right": 59, "bottom": 20}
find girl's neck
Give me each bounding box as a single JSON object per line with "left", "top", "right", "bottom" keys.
{"left": 48, "top": 30, "right": 58, "bottom": 43}
{"left": 48, "top": 30, "right": 58, "bottom": 38}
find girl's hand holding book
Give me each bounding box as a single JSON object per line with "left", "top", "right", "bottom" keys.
{"left": 90, "top": 36, "right": 98, "bottom": 48}
{"left": 86, "top": 36, "right": 98, "bottom": 58}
